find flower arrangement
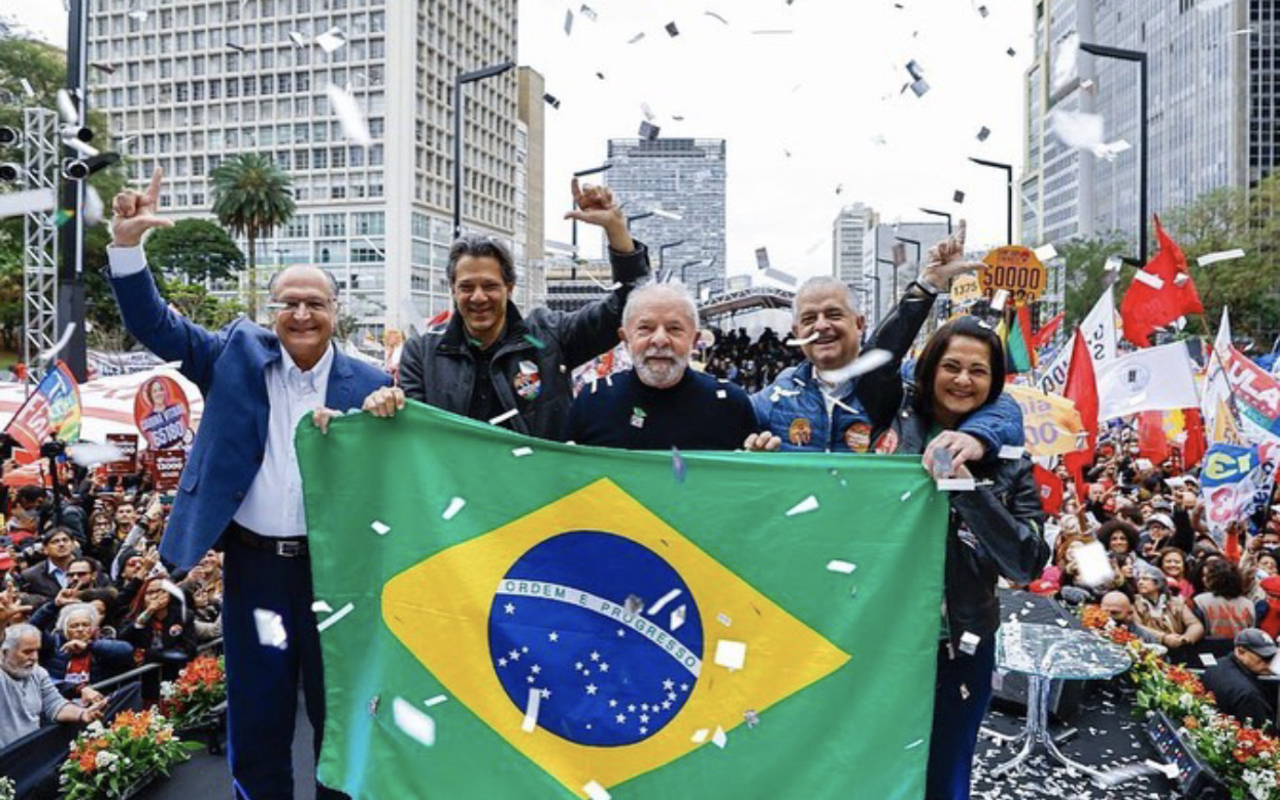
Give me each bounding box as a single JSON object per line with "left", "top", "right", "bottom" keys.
{"left": 59, "top": 709, "right": 196, "bottom": 800}
{"left": 159, "top": 655, "right": 226, "bottom": 730}
{"left": 0, "top": 775, "right": 14, "bottom": 800}
{"left": 1082, "top": 604, "right": 1280, "bottom": 799}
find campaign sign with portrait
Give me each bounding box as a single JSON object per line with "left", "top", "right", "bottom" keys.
{"left": 133, "top": 375, "right": 192, "bottom": 450}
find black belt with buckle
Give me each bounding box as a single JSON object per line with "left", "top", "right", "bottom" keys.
{"left": 230, "top": 523, "right": 309, "bottom": 558}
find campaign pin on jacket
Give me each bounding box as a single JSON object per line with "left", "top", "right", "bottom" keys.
{"left": 514, "top": 360, "right": 542, "bottom": 400}
{"left": 630, "top": 407, "right": 646, "bottom": 429}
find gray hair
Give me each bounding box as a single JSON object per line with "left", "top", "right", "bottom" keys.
{"left": 56, "top": 603, "right": 100, "bottom": 638}
{"left": 622, "top": 282, "right": 700, "bottom": 330}
{"left": 1, "top": 623, "right": 39, "bottom": 654}
{"left": 792, "top": 276, "right": 861, "bottom": 320}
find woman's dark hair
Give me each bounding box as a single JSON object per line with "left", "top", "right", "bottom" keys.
{"left": 447, "top": 234, "right": 516, "bottom": 286}
{"left": 1203, "top": 558, "right": 1245, "bottom": 599}
{"left": 913, "top": 316, "right": 1006, "bottom": 418}
{"left": 1098, "top": 519, "right": 1140, "bottom": 554}
{"left": 1117, "top": 505, "right": 1144, "bottom": 527}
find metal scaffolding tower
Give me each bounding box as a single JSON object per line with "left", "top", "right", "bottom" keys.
{"left": 21, "top": 107, "right": 60, "bottom": 375}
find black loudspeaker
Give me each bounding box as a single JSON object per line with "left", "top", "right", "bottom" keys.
{"left": 989, "top": 588, "right": 1086, "bottom": 722}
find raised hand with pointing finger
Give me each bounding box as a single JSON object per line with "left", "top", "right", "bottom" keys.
{"left": 111, "top": 167, "right": 174, "bottom": 248}
{"left": 920, "top": 219, "right": 985, "bottom": 289}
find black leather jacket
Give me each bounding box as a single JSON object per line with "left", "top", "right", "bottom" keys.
{"left": 886, "top": 393, "right": 1050, "bottom": 650}
{"left": 399, "top": 243, "right": 650, "bottom": 442}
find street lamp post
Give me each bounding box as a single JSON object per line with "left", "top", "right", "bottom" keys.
{"left": 1079, "top": 41, "right": 1149, "bottom": 264}
{"left": 894, "top": 236, "right": 921, "bottom": 302}
{"left": 919, "top": 207, "right": 952, "bottom": 235}
{"left": 874, "top": 258, "right": 892, "bottom": 326}
{"left": 658, "top": 240, "right": 686, "bottom": 281}
{"left": 680, "top": 257, "right": 715, "bottom": 284}
{"left": 452, "top": 60, "right": 516, "bottom": 239}
{"left": 968, "top": 157, "right": 1014, "bottom": 244}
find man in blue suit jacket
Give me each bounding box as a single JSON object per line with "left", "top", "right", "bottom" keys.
{"left": 108, "top": 169, "right": 390, "bottom": 799}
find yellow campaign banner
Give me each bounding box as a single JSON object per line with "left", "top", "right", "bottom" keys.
{"left": 1005, "top": 384, "right": 1086, "bottom": 457}
{"left": 949, "top": 274, "right": 982, "bottom": 306}
{"left": 979, "top": 246, "right": 1046, "bottom": 306}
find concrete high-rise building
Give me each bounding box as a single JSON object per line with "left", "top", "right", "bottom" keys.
{"left": 861, "top": 220, "right": 948, "bottom": 331}
{"left": 516, "top": 67, "right": 547, "bottom": 312}
{"left": 86, "top": 0, "right": 520, "bottom": 336}
{"left": 1023, "top": 0, "right": 1266, "bottom": 252}
{"left": 604, "top": 138, "right": 726, "bottom": 295}
{"left": 832, "top": 203, "right": 873, "bottom": 296}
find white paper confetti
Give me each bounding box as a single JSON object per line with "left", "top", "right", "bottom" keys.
{"left": 997, "top": 445, "right": 1025, "bottom": 460}
{"left": 315, "top": 27, "right": 346, "bottom": 53}
{"left": 253, "top": 609, "right": 288, "bottom": 649}
{"left": 316, "top": 602, "right": 355, "bottom": 632}
{"left": 393, "top": 697, "right": 436, "bottom": 747}
{"left": 669, "top": 604, "right": 687, "bottom": 632}
{"left": 691, "top": 728, "right": 709, "bottom": 743}
{"left": 715, "top": 389, "right": 727, "bottom": 400}
{"left": 489, "top": 408, "right": 519, "bottom": 426}
{"left": 712, "top": 726, "right": 728, "bottom": 748}
{"left": 815, "top": 348, "right": 892, "bottom": 384}
{"left": 583, "top": 781, "right": 610, "bottom": 800}
{"left": 1049, "top": 108, "right": 1104, "bottom": 150}
{"left": 65, "top": 439, "right": 123, "bottom": 468}
{"left": 19, "top": 78, "right": 34, "bottom": 98}
{"left": 647, "top": 588, "right": 682, "bottom": 615}
{"left": 311, "top": 601, "right": 333, "bottom": 614}
{"left": 371, "top": 520, "right": 390, "bottom": 535}
{"left": 1073, "top": 540, "right": 1115, "bottom": 587}
{"left": 1199, "top": 653, "right": 1217, "bottom": 667}
{"left": 826, "top": 560, "right": 856, "bottom": 574}
{"left": 714, "top": 640, "right": 747, "bottom": 670}
{"left": 936, "top": 478, "right": 977, "bottom": 491}
{"left": 785, "top": 332, "right": 820, "bottom": 347}
{"left": 900, "top": 491, "right": 912, "bottom": 502}
{"left": 904, "top": 738, "right": 925, "bottom": 750}
{"left": 1197, "top": 248, "right": 1246, "bottom": 267}
{"left": 1132, "top": 270, "right": 1164, "bottom": 290}
{"left": 287, "top": 31, "right": 308, "bottom": 48}
{"left": 990, "top": 289, "right": 1009, "bottom": 311}
{"left": 959, "top": 631, "right": 981, "bottom": 655}
{"left": 717, "top": 613, "right": 732, "bottom": 627}
{"left": 521, "top": 686, "right": 542, "bottom": 732}
{"left": 442, "top": 497, "right": 466, "bottom": 520}
{"left": 0, "top": 188, "right": 54, "bottom": 220}
{"left": 424, "top": 694, "right": 448, "bottom": 707}
{"left": 512, "top": 447, "right": 534, "bottom": 457}
{"left": 1033, "top": 243, "right": 1058, "bottom": 262}
{"left": 785, "top": 495, "right": 819, "bottom": 516}
{"left": 325, "top": 83, "right": 372, "bottom": 146}
{"left": 1104, "top": 254, "right": 1123, "bottom": 272}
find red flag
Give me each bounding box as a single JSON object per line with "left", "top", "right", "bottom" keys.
{"left": 1062, "top": 331, "right": 1099, "bottom": 489}
{"left": 1119, "top": 216, "right": 1205, "bottom": 346}
{"left": 1137, "top": 410, "right": 1169, "bottom": 463}
{"left": 1031, "top": 311, "right": 1065, "bottom": 350}
{"left": 426, "top": 308, "right": 452, "bottom": 328}
{"left": 1032, "top": 464, "right": 1063, "bottom": 514}
{"left": 1181, "top": 408, "right": 1207, "bottom": 468}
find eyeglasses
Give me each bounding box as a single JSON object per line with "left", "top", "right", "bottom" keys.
{"left": 267, "top": 298, "right": 333, "bottom": 315}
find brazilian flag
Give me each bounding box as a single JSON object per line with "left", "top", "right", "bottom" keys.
{"left": 297, "top": 402, "right": 949, "bottom": 799}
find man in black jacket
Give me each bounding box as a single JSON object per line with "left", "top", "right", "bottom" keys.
{"left": 1203, "top": 628, "right": 1277, "bottom": 729}
{"left": 363, "top": 181, "right": 649, "bottom": 441}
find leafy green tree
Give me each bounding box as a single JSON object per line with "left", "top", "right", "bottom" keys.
{"left": 166, "top": 283, "right": 246, "bottom": 330}
{"left": 1060, "top": 234, "right": 1132, "bottom": 330}
{"left": 209, "top": 154, "right": 295, "bottom": 320}
{"left": 144, "top": 219, "right": 245, "bottom": 283}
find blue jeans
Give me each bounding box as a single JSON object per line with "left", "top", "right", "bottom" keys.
{"left": 222, "top": 532, "right": 346, "bottom": 800}
{"left": 926, "top": 637, "right": 996, "bottom": 800}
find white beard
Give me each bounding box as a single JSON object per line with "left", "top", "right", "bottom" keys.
{"left": 633, "top": 348, "right": 688, "bottom": 389}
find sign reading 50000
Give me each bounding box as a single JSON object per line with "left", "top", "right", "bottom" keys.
{"left": 980, "top": 245, "right": 1046, "bottom": 306}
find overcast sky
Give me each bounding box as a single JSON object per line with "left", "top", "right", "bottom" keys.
{"left": 2, "top": 0, "right": 1033, "bottom": 279}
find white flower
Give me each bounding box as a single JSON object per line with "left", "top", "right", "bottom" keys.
{"left": 86, "top": 721, "right": 106, "bottom": 736}
{"left": 94, "top": 750, "right": 119, "bottom": 769}
{"left": 160, "top": 681, "right": 177, "bottom": 699}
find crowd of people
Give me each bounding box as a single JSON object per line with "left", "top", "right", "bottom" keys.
{"left": 0, "top": 169, "right": 1271, "bottom": 800}
{"left": 0, "top": 474, "right": 223, "bottom": 750}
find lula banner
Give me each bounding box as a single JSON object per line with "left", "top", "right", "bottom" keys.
{"left": 296, "top": 402, "right": 949, "bottom": 800}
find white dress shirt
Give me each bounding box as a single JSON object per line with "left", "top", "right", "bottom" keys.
{"left": 108, "top": 244, "right": 331, "bottom": 538}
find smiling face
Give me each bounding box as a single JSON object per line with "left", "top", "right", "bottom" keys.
{"left": 271, "top": 266, "right": 337, "bottom": 370}
{"left": 452, "top": 255, "right": 512, "bottom": 348}
{"left": 147, "top": 379, "right": 167, "bottom": 409}
{"left": 1160, "top": 551, "right": 1185, "bottom": 579}
{"left": 930, "top": 336, "right": 993, "bottom": 427}
{"left": 1108, "top": 530, "right": 1131, "bottom": 554}
{"left": 791, "top": 283, "right": 864, "bottom": 371}
{"left": 621, "top": 290, "right": 697, "bottom": 389}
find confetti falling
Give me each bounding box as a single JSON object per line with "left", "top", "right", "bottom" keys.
{"left": 312, "top": 601, "right": 333, "bottom": 614}
{"left": 371, "top": 520, "right": 390, "bottom": 535}
{"left": 489, "top": 408, "right": 519, "bottom": 426}
{"left": 785, "top": 495, "right": 819, "bottom": 517}
{"left": 325, "top": 83, "right": 372, "bottom": 146}
{"left": 583, "top": 781, "right": 611, "bottom": 800}
{"left": 393, "top": 697, "right": 436, "bottom": 747}
{"left": 712, "top": 726, "right": 728, "bottom": 748}
{"left": 1197, "top": 248, "right": 1246, "bottom": 266}
{"left": 316, "top": 602, "right": 355, "bottom": 633}
{"left": 671, "top": 447, "right": 687, "bottom": 483}
{"left": 521, "top": 686, "right": 542, "bottom": 732}
{"left": 713, "top": 640, "right": 747, "bottom": 670}
{"left": 814, "top": 348, "right": 892, "bottom": 384}
{"left": 512, "top": 447, "right": 534, "bottom": 457}
{"left": 826, "top": 560, "right": 856, "bottom": 574}
{"left": 424, "top": 695, "right": 448, "bottom": 707}
{"left": 785, "top": 332, "right": 820, "bottom": 346}
{"left": 65, "top": 440, "right": 124, "bottom": 468}
{"left": 442, "top": 497, "right": 466, "bottom": 520}
{"left": 691, "top": 728, "right": 709, "bottom": 743}
{"left": 253, "top": 609, "right": 288, "bottom": 649}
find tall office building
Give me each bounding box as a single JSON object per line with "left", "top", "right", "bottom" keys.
{"left": 604, "top": 138, "right": 726, "bottom": 295}
{"left": 86, "top": 0, "right": 522, "bottom": 336}
{"left": 861, "top": 220, "right": 948, "bottom": 331}
{"left": 832, "top": 203, "right": 873, "bottom": 297}
{"left": 515, "top": 66, "right": 547, "bottom": 311}
{"left": 1023, "top": 0, "right": 1265, "bottom": 252}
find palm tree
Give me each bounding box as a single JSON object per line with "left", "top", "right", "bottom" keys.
{"left": 209, "top": 153, "right": 296, "bottom": 321}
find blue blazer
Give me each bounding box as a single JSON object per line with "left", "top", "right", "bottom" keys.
{"left": 110, "top": 268, "right": 392, "bottom": 569}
